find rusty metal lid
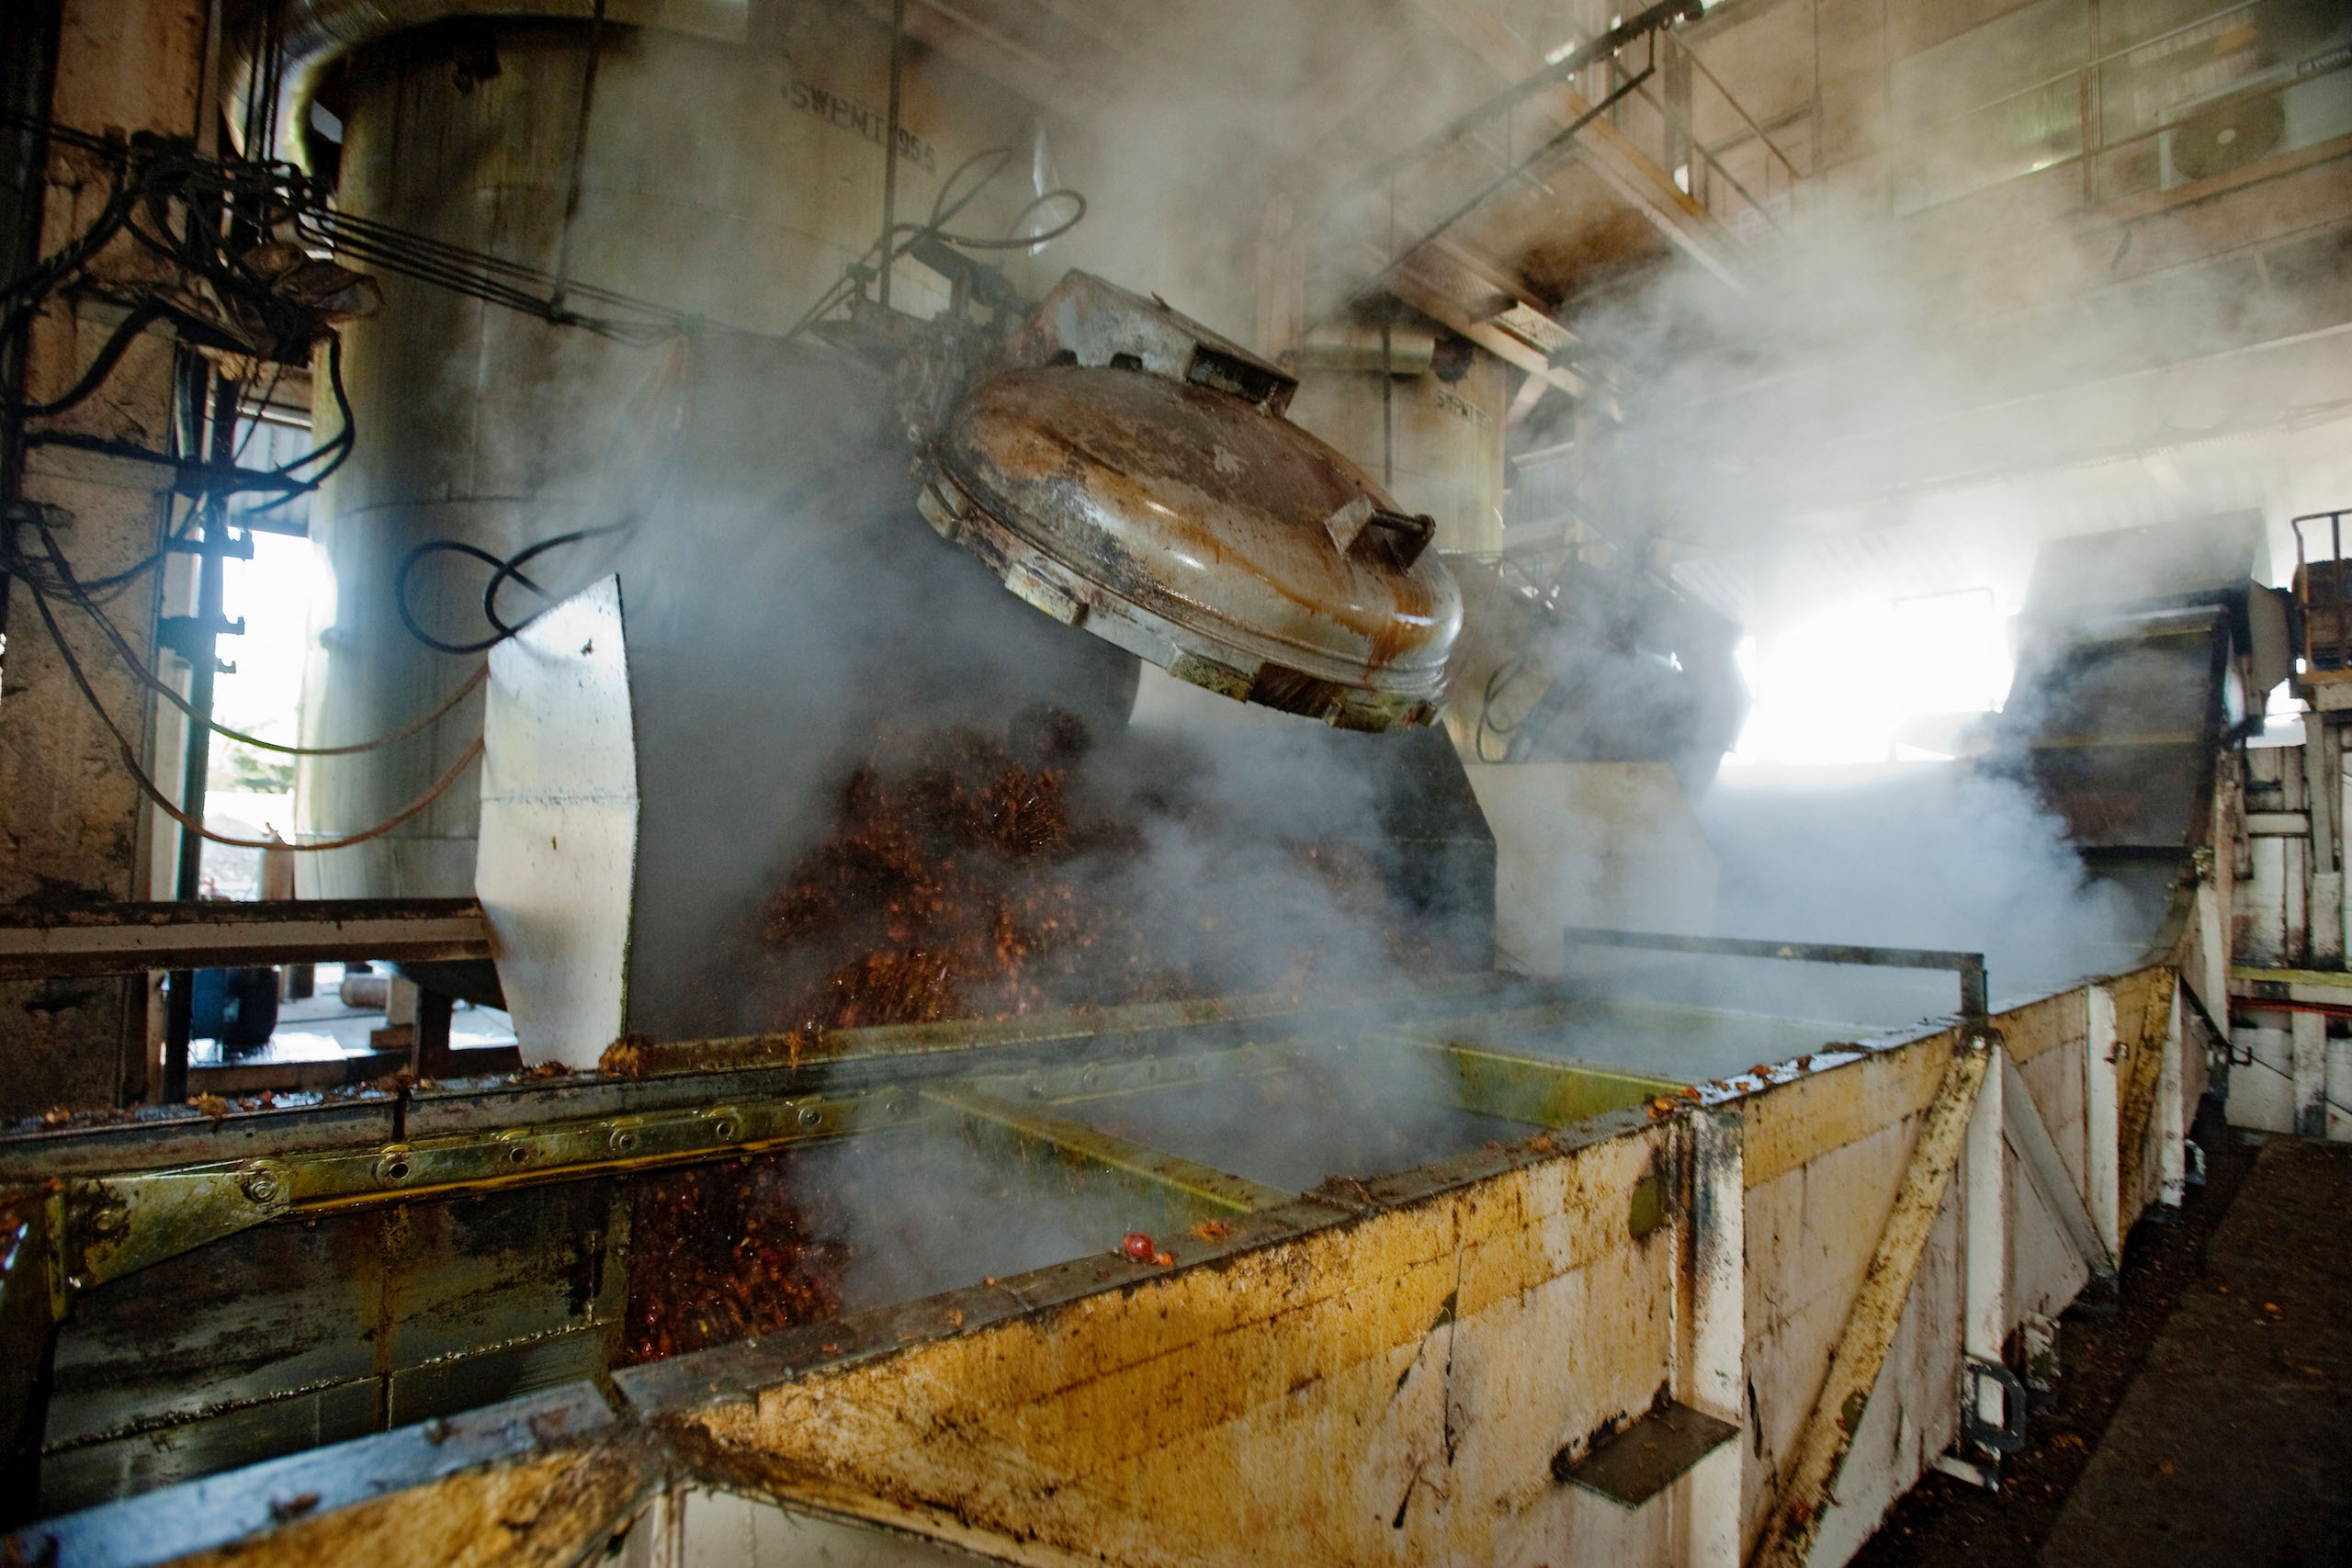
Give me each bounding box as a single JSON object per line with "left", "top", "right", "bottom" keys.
{"left": 921, "top": 363, "right": 1461, "bottom": 731}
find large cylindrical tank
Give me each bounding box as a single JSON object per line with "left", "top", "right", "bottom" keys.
{"left": 1284, "top": 334, "right": 1508, "bottom": 560}
{"left": 298, "top": 4, "right": 1056, "bottom": 897}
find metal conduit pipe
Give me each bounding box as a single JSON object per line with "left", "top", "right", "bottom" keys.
{"left": 221, "top": 0, "right": 711, "bottom": 167}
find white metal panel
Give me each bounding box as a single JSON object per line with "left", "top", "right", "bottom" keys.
{"left": 2084, "top": 985, "right": 2122, "bottom": 1263}
{"left": 2244, "top": 837, "right": 2289, "bottom": 965}
{"left": 1740, "top": 1097, "right": 1941, "bottom": 1554}
{"left": 2015, "top": 1038, "right": 2088, "bottom": 1201}
{"left": 1462, "top": 761, "right": 1717, "bottom": 976}
{"left": 2229, "top": 1021, "right": 2298, "bottom": 1133}
{"left": 2291, "top": 1009, "right": 2330, "bottom": 1138}
{"left": 1962, "top": 1051, "right": 2006, "bottom": 1426}
{"left": 631, "top": 1484, "right": 981, "bottom": 1566}
{"left": 1802, "top": 1195, "right": 1964, "bottom": 1568}
{"left": 1687, "top": 1110, "right": 1747, "bottom": 1568}
{"left": 2330, "top": 1038, "right": 2352, "bottom": 1143}
{"left": 2002, "top": 1048, "right": 2098, "bottom": 1327}
{"left": 2288, "top": 836, "right": 2310, "bottom": 962}
{"left": 476, "top": 577, "right": 640, "bottom": 1068}
{"left": 2188, "top": 878, "right": 2230, "bottom": 1042}
{"left": 2007, "top": 1134, "right": 2091, "bottom": 1324}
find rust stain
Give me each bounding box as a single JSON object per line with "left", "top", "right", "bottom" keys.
{"left": 166, "top": 1439, "right": 661, "bottom": 1568}
{"left": 658, "top": 1130, "right": 1677, "bottom": 1566}
{"left": 2113, "top": 971, "right": 2175, "bottom": 1213}
{"left": 942, "top": 367, "right": 1456, "bottom": 684}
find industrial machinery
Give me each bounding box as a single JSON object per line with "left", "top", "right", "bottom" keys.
{"left": 917, "top": 273, "right": 1460, "bottom": 733}
{"left": 0, "top": 929, "right": 2210, "bottom": 1568}
{"left": 0, "top": 0, "right": 2253, "bottom": 1561}
{"left": 1991, "top": 512, "right": 2289, "bottom": 936}
{"left": 2290, "top": 506, "right": 2352, "bottom": 709}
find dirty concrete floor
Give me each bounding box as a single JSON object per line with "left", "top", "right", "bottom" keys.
{"left": 1854, "top": 1127, "right": 2352, "bottom": 1568}
{"left": 2038, "top": 1134, "right": 2352, "bottom": 1566}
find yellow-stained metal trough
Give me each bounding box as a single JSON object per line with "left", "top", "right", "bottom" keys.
{"left": 5, "top": 956, "right": 2205, "bottom": 1568}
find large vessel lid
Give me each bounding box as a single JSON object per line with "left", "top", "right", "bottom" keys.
{"left": 920, "top": 278, "right": 1460, "bottom": 732}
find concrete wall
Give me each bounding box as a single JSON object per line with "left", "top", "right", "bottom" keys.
{"left": 0, "top": 0, "right": 206, "bottom": 1116}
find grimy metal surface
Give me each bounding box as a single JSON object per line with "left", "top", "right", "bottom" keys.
{"left": 0, "top": 899, "right": 491, "bottom": 980}
{"left": 3, "top": 984, "right": 1667, "bottom": 1524}
{"left": 28, "top": 1383, "right": 643, "bottom": 1568}
{"left": 6, "top": 964, "right": 2201, "bottom": 1566}
{"left": 631, "top": 1109, "right": 1709, "bottom": 1566}
{"left": 1749, "top": 1036, "right": 1988, "bottom": 1568}
{"left": 0, "top": 987, "right": 1482, "bottom": 1185}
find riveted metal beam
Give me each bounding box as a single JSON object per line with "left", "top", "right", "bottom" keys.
{"left": 60, "top": 1087, "right": 914, "bottom": 1295}
{"left": 0, "top": 898, "right": 491, "bottom": 980}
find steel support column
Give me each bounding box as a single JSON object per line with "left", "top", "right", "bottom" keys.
{"left": 2085, "top": 984, "right": 2122, "bottom": 1258}
{"left": 1962, "top": 1044, "right": 2007, "bottom": 1440}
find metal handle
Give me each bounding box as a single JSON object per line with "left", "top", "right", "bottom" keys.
{"left": 1562, "top": 927, "right": 1990, "bottom": 1019}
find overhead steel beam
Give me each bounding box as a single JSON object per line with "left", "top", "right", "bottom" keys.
{"left": 1402, "top": 0, "right": 1743, "bottom": 289}
{"left": 0, "top": 898, "right": 492, "bottom": 979}
{"left": 1387, "top": 263, "right": 1588, "bottom": 395}
{"left": 1505, "top": 367, "right": 1552, "bottom": 428}
{"left": 848, "top": 0, "right": 1114, "bottom": 121}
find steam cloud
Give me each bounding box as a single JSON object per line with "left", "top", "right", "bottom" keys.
{"left": 378, "top": 3, "right": 2279, "bottom": 1327}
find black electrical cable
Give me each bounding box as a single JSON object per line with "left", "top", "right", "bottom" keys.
{"left": 232, "top": 362, "right": 287, "bottom": 462}
{"left": 0, "top": 122, "right": 526, "bottom": 824}
{"left": 19, "top": 506, "right": 485, "bottom": 755}
{"left": 480, "top": 525, "right": 624, "bottom": 638}
{"left": 779, "top": 144, "right": 1085, "bottom": 344}
{"left": 257, "top": 330, "right": 354, "bottom": 487}
{"left": 0, "top": 171, "right": 135, "bottom": 333}
{"left": 0, "top": 531, "right": 167, "bottom": 602}
{"left": 931, "top": 145, "right": 1016, "bottom": 231}
{"left": 18, "top": 561, "right": 485, "bottom": 851}
{"left": 16, "top": 333, "right": 356, "bottom": 506}
{"left": 4, "top": 136, "right": 361, "bottom": 487}
{"left": 3, "top": 117, "right": 1097, "bottom": 670}
{"left": 911, "top": 188, "right": 1087, "bottom": 252}
{"left": 0, "top": 485, "right": 199, "bottom": 601}
{"left": 1476, "top": 657, "right": 1538, "bottom": 763}
{"left": 2, "top": 298, "right": 168, "bottom": 419}
{"left": 2230, "top": 1047, "right": 2352, "bottom": 1122}
{"left": 395, "top": 539, "right": 546, "bottom": 655}
{"left": 0, "top": 114, "right": 684, "bottom": 356}
{"left": 392, "top": 335, "right": 694, "bottom": 656}
{"left": 389, "top": 141, "right": 1093, "bottom": 658}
